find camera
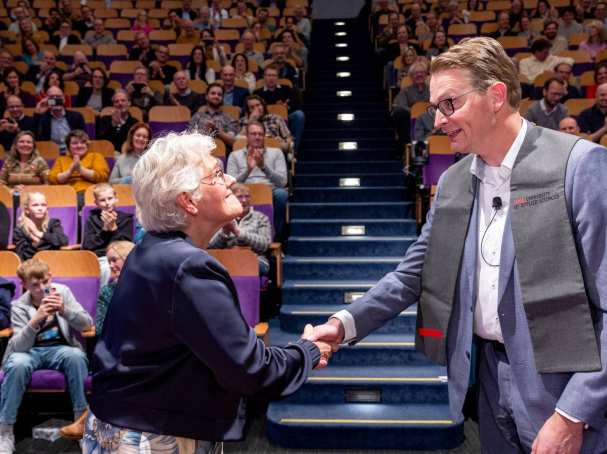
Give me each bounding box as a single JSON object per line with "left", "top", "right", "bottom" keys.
{"left": 47, "top": 97, "right": 63, "bottom": 107}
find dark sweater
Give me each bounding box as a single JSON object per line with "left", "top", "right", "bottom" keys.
{"left": 13, "top": 218, "right": 69, "bottom": 261}
{"left": 0, "top": 277, "right": 14, "bottom": 329}
{"left": 0, "top": 202, "right": 9, "bottom": 250}
{"left": 82, "top": 209, "right": 133, "bottom": 257}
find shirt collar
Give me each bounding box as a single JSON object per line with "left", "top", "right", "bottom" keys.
{"left": 470, "top": 118, "right": 527, "bottom": 182}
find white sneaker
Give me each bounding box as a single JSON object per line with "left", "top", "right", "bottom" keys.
{"left": 0, "top": 432, "right": 14, "bottom": 454}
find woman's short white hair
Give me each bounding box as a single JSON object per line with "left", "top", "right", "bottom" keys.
{"left": 132, "top": 131, "right": 215, "bottom": 232}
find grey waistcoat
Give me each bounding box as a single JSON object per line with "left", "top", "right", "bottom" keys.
{"left": 417, "top": 125, "right": 601, "bottom": 373}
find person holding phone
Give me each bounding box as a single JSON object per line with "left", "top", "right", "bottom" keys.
{"left": 0, "top": 258, "right": 92, "bottom": 454}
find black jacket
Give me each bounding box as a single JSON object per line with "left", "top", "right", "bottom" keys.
{"left": 50, "top": 34, "right": 81, "bottom": 49}
{"left": 90, "top": 231, "right": 319, "bottom": 441}
{"left": 13, "top": 218, "right": 69, "bottom": 261}
{"left": 34, "top": 110, "right": 86, "bottom": 142}
{"left": 74, "top": 87, "right": 115, "bottom": 109}
{"left": 0, "top": 115, "right": 36, "bottom": 154}
{"left": 95, "top": 114, "right": 138, "bottom": 152}
{"left": 82, "top": 209, "right": 133, "bottom": 257}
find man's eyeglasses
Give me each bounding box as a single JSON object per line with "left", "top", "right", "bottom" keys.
{"left": 200, "top": 168, "right": 227, "bottom": 186}
{"left": 427, "top": 89, "right": 477, "bottom": 118}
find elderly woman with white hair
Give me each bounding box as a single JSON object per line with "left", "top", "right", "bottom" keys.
{"left": 82, "top": 132, "right": 330, "bottom": 454}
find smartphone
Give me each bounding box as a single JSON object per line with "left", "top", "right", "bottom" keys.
{"left": 47, "top": 97, "right": 64, "bottom": 107}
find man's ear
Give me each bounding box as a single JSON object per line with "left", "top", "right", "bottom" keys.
{"left": 176, "top": 192, "right": 198, "bottom": 216}
{"left": 489, "top": 82, "right": 507, "bottom": 112}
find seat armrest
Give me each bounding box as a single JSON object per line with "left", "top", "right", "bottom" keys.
{"left": 269, "top": 242, "right": 282, "bottom": 288}
{"left": 82, "top": 327, "right": 96, "bottom": 337}
{"left": 61, "top": 244, "right": 82, "bottom": 250}
{"left": 0, "top": 328, "right": 13, "bottom": 338}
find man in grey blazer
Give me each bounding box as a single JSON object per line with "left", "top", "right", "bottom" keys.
{"left": 311, "top": 37, "right": 607, "bottom": 453}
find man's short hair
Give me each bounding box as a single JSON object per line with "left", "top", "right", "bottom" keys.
{"left": 543, "top": 76, "right": 565, "bottom": 90}
{"left": 206, "top": 81, "right": 224, "bottom": 94}
{"left": 17, "top": 258, "right": 50, "bottom": 282}
{"left": 530, "top": 38, "right": 552, "bottom": 53}
{"left": 430, "top": 37, "right": 522, "bottom": 109}
{"left": 246, "top": 120, "right": 266, "bottom": 134}
{"left": 93, "top": 182, "right": 115, "bottom": 200}
{"left": 264, "top": 63, "right": 280, "bottom": 74}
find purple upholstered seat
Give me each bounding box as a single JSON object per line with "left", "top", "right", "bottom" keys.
{"left": 232, "top": 275, "right": 260, "bottom": 327}
{"left": 0, "top": 370, "right": 92, "bottom": 391}
{"left": 423, "top": 154, "right": 456, "bottom": 187}
{"left": 50, "top": 276, "right": 100, "bottom": 318}
{"left": 149, "top": 121, "right": 189, "bottom": 136}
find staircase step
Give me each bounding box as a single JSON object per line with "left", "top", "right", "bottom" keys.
{"left": 298, "top": 150, "right": 398, "bottom": 161}
{"left": 282, "top": 279, "right": 377, "bottom": 306}
{"left": 289, "top": 218, "right": 417, "bottom": 236}
{"left": 296, "top": 160, "right": 402, "bottom": 174}
{"left": 292, "top": 186, "right": 406, "bottom": 203}
{"left": 286, "top": 235, "right": 416, "bottom": 256}
{"left": 295, "top": 173, "right": 405, "bottom": 187}
{"left": 289, "top": 201, "right": 413, "bottom": 219}
{"left": 283, "top": 256, "right": 401, "bottom": 281}
{"left": 279, "top": 304, "right": 417, "bottom": 335}
{"left": 306, "top": 127, "right": 393, "bottom": 140}
{"left": 266, "top": 402, "right": 464, "bottom": 450}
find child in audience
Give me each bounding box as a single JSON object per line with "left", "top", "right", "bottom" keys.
{"left": 13, "top": 191, "right": 68, "bottom": 261}
{"left": 82, "top": 183, "right": 133, "bottom": 286}
{"left": 0, "top": 258, "right": 92, "bottom": 453}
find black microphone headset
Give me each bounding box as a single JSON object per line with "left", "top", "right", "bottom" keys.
{"left": 481, "top": 196, "right": 503, "bottom": 267}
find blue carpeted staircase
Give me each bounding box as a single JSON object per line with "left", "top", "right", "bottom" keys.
{"left": 265, "top": 17, "right": 465, "bottom": 450}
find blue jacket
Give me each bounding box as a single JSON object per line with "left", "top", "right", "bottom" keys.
{"left": 90, "top": 231, "right": 319, "bottom": 441}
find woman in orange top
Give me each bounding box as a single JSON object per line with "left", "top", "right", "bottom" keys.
{"left": 48, "top": 129, "right": 109, "bottom": 207}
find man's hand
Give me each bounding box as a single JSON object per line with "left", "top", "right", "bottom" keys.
{"left": 35, "top": 98, "right": 49, "bottom": 115}
{"left": 251, "top": 147, "right": 264, "bottom": 168}
{"left": 100, "top": 209, "right": 118, "bottom": 231}
{"left": 302, "top": 324, "right": 332, "bottom": 369}
{"left": 308, "top": 318, "right": 345, "bottom": 354}
{"left": 110, "top": 107, "right": 122, "bottom": 126}
{"left": 531, "top": 412, "right": 584, "bottom": 454}
{"left": 246, "top": 150, "right": 257, "bottom": 171}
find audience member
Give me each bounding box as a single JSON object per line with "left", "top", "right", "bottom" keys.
{"left": 14, "top": 191, "right": 68, "bottom": 260}
{"left": 82, "top": 183, "right": 134, "bottom": 286}
{"left": 63, "top": 51, "right": 93, "bottom": 89}
{"left": 518, "top": 38, "right": 574, "bottom": 83}
{"left": 559, "top": 116, "right": 582, "bottom": 135}
{"left": 128, "top": 32, "right": 156, "bottom": 66}
{"left": 84, "top": 19, "right": 116, "bottom": 48}
{"left": 49, "top": 130, "right": 110, "bottom": 204}
{"left": 553, "top": 62, "right": 582, "bottom": 101}
{"left": 524, "top": 77, "right": 567, "bottom": 130}
{"left": 293, "top": 6, "right": 311, "bottom": 45}
{"left": 240, "top": 95, "right": 292, "bottom": 152}
{"left": 74, "top": 68, "right": 114, "bottom": 112}
{"left": 34, "top": 86, "right": 85, "bottom": 153}
{"left": 240, "top": 30, "right": 265, "bottom": 68}
{"left": 37, "top": 69, "right": 71, "bottom": 107}
{"left": 189, "top": 82, "right": 238, "bottom": 147}
{"left": 579, "top": 20, "right": 607, "bottom": 59}
{"left": 221, "top": 64, "right": 249, "bottom": 109}
{"left": 209, "top": 0, "right": 228, "bottom": 24}
{"left": 0, "top": 258, "right": 91, "bottom": 453}
{"left": 586, "top": 61, "right": 607, "bottom": 98}
{"left": 96, "top": 90, "right": 138, "bottom": 153}
{"left": 0, "top": 131, "right": 49, "bottom": 189}
{"left": 26, "top": 50, "right": 64, "bottom": 94}
{"left": 201, "top": 29, "right": 228, "bottom": 66}
{"left": 21, "top": 37, "right": 43, "bottom": 69}
{"left": 232, "top": 52, "right": 257, "bottom": 92}
{"left": 377, "top": 12, "right": 400, "bottom": 50}
{"left": 176, "top": 20, "right": 200, "bottom": 44}
{"left": 395, "top": 46, "right": 419, "bottom": 86}
{"left": 507, "top": 0, "right": 524, "bottom": 27}
{"left": 209, "top": 183, "right": 272, "bottom": 275}
{"left": 50, "top": 20, "right": 81, "bottom": 51}
{"left": 2, "top": 67, "right": 35, "bottom": 108}
{"left": 254, "top": 64, "right": 305, "bottom": 152}
{"left": 193, "top": 6, "right": 214, "bottom": 31}
{"left": 227, "top": 122, "right": 288, "bottom": 240}
{"left": 171, "top": 0, "right": 198, "bottom": 21}
{"left": 256, "top": 6, "right": 275, "bottom": 32}
{"left": 490, "top": 12, "right": 515, "bottom": 39}
{"left": 392, "top": 60, "right": 430, "bottom": 148}
{"left": 543, "top": 20, "right": 568, "bottom": 55}
{"left": 41, "top": 7, "right": 61, "bottom": 35}
{"left": 268, "top": 43, "right": 298, "bottom": 84}
{"left": 577, "top": 82, "right": 607, "bottom": 141}
{"left": 517, "top": 15, "right": 539, "bottom": 45}
{"left": 110, "top": 122, "right": 151, "bottom": 184}
{"left": 126, "top": 67, "right": 162, "bottom": 113}
{"left": 426, "top": 30, "right": 450, "bottom": 58}
{"left": 148, "top": 46, "right": 177, "bottom": 85}
{"left": 185, "top": 45, "right": 216, "bottom": 83}
{"left": 8, "top": 6, "right": 33, "bottom": 34}
{"left": 164, "top": 71, "right": 204, "bottom": 114}
{"left": 0, "top": 96, "right": 36, "bottom": 151}
{"left": 232, "top": 1, "right": 254, "bottom": 27}
{"left": 558, "top": 6, "right": 583, "bottom": 40}
{"left": 132, "top": 10, "right": 153, "bottom": 35}
{"left": 278, "top": 29, "right": 307, "bottom": 70}
{"left": 73, "top": 5, "right": 95, "bottom": 37}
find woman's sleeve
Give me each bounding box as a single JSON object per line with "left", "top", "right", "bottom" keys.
{"left": 48, "top": 157, "right": 67, "bottom": 184}
{"left": 89, "top": 153, "right": 110, "bottom": 182}
{"left": 172, "top": 256, "right": 320, "bottom": 400}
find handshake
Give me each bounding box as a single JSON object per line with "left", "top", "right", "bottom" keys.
{"left": 300, "top": 318, "right": 346, "bottom": 369}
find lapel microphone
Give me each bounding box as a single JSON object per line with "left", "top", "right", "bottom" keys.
{"left": 492, "top": 196, "right": 503, "bottom": 210}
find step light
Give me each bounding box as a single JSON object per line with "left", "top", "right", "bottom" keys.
{"left": 338, "top": 113, "right": 355, "bottom": 121}
{"left": 344, "top": 291, "right": 365, "bottom": 304}
{"left": 335, "top": 21, "right": 345, "bottom": 26}
{"left": 336, "top": 71, "right": 351, "bottom": 78}
{"left": 335, "top": 43, "right": 348, "bottom": 48}
{"left": 335, "top": 31, "right": 347, "bottom": 36}
{"left": 336, "top": 90, "right": 352, "bottom": 97}
{"left": 345, "top": 389, "right": 381, "bottom": 403}
{"left": 339, "top": 141, "right": 357, "bottom": 150}
{"left": 339, "top": 178, "right": 360, "bottom": 187}
{"left": 341, "top": 225, "right": 365, "bottom": 236}
{"left": 336, "top": 56, "right": 350, "bottom": 62}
